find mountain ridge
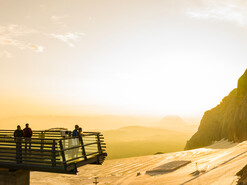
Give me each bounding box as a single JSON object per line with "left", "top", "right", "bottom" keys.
{"left": 185, "top": 69, "right": 247, "bottom": 150}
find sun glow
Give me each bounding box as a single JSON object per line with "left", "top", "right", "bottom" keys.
{"left": 0, "top": 0, "right": 246, "bottom": 118}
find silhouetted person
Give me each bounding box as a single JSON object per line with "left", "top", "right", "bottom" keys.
{"left": 23, "top": 123, "right": 33, "bottom": 151}
{"left": 78, "top": 127, "right": 83, "bottom": 137}
{"left": 78, "top": 127, "right": 86, "bottom": 158}
{"left": 72, "top": 125, "right": 79, "bottom": 137}
{"left": 14, "top": 125, "right": 24, "bottom": 138}
{"left": 14, "top": 125, "right": 24, "bottom": 163}
{"left": 71, "top": 125, "right": 80, "bottom": 157}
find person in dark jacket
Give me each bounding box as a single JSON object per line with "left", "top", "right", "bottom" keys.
{"left": 14, "top": 125, "right": 24, "bottom": 138}
{"left": 14, "top": 125, "right": 23, "bottom": 163}
{"left": 72, "top": 125, "right": 79, "bottom": 137}
{"left": 23, "top": 123, "right": 33, "bottom": 151}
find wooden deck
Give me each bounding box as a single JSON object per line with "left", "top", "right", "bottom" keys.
{"left": 0, "top": 130, "right": 107, "bottom": 174}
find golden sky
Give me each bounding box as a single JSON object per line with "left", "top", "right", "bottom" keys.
{"left": 0, "top": 0, "right": 246, "bottom": 118}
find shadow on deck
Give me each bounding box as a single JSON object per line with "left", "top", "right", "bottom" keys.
{"left": 0, "top": 130, "right": 107, "bottom": 174}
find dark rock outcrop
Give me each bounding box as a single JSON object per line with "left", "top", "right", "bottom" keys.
{"left": 185, "top": 69, "right": 247, "bottom": 150}
{"left": 236, "top": 164, "right": 247, "bottom": 185}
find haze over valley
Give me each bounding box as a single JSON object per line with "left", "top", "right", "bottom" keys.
{"left": 0, "top": 0, "right": 247, "bottom": 184}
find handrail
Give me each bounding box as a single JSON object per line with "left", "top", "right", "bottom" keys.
{"left": 0, "top": 136, "right": 60, "bottom": 141}
{"left": 0, "top": 129, "right": 107, "bottom": 174}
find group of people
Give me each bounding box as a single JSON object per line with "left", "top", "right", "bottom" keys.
{"left": 72, "top": 125, "right": 83, "bottom": 137}
{"left": 14, "top": 123, "right": 33, "bottom": 150}
{"left": 13, "top": 124, "right": 85, "bottom": 163}
{"left": 14, "top": 124, "right": 82, "bottom": 151}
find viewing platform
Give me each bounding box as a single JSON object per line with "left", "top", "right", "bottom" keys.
{"left": 0, "top": 129, "right": 107, "bottom": 175}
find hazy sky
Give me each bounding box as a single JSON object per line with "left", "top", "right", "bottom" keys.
{"left": 0, "top": 0, "right": 246, "bottom": 118}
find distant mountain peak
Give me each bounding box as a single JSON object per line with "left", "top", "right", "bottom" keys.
{"left": 158, "top": 115, "right": 197, "bottom": 133}
{"left": 160, "top": 115, "right": 187, "bottom": 125}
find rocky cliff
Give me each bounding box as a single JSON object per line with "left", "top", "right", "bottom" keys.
{"left": 185, "top": 69, "right": 247, "bottom": 150}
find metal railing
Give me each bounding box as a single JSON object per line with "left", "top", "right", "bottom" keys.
{"left": 0, "top": 130, "right": 107, "bottom": 174}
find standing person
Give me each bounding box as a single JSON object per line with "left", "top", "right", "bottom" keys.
{"left": 75, "top": 127, "right": 83, "bottom": 157}
{"left": 23, "top": 123, "right": 33, "bottom": 151}
{"left": 14, "top": 125, "right": 24, "bottom": 138}
{"left": 78, "top": 127, "right": 83, "bottom": 137}
{"left": 78, "top": 127, "right": 86, "bottom": 158}
{"left": 72, "top": 125, "right": 79, "bottom": 137}
{"left": 71, "top": 125, "right": 79, "bottom": 158}
{"left": 14, "top": 125, "right": 24, "bottom": 163}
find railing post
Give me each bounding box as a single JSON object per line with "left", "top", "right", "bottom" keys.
{"left": 40, "top": 131, "right": 44, "bottom": 151}
{"left": 79, "top": 135, "right": 87, "bottom": 160}
{"left": 96, "top": 133, "right": 103, "bottom": 155}
{"left": 59, "top": 140, "right": 67, "bottom": 170}
{"left": 51, "top": 140, "right": 56, "bottom": 167}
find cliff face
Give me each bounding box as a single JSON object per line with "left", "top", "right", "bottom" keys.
{"left": 185, "top": 69, "right": 247, "bottom": 150}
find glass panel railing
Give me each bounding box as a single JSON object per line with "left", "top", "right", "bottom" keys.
{"left": 59, "top": 137, "right": 84, "bottom": 163}
{"left": 82, "top": 134, "right": 99, "bottom": 158}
